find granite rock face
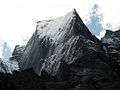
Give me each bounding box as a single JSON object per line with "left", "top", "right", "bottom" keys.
{"left": 16, "top": 9, "right": 120, "bottom": 89}
{"left": 19, "top": 9, "right": 103, "bottom": 76}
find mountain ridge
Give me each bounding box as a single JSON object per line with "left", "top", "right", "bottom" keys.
{"left": 19, "top": 9, "right": 103, "bottom": 76}
{"left": 0, "top": 9, "right": 120, "bottom": 90}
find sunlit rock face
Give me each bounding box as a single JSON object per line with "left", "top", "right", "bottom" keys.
{"left": 19, "top": 9, "right": 104, "bottom": 75}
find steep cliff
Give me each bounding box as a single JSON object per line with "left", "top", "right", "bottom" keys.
{"left": 19, "top": 9, "right": 103, "bottom": 76}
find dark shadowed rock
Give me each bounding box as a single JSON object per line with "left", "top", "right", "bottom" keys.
{"left": 101, "top": 30, "right": 120, "bottom": 76}
{"left": 10, "top": 45, "right": 25, "bottom": 62}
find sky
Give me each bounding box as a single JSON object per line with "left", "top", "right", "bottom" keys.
{"left": 0, "top": 0, "right": 120, "bottom": 61}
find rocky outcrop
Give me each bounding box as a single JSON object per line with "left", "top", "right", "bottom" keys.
{"left": 9, "top": 45, "right": 25, "bottom": 62}
{"left": 19, "top": 9, "right": 102, "bottom": 76}
{"left": 0, "top": 45, "right": 25, "bottom": 73}
{"left": 0, "top": 58, "right": 19, "bottom": 74}
{"left": 101, "top": 30, "right": 120, "bottom": 76}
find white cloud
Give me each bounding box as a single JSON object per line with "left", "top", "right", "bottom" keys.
{"left": 95, "top": 0, "right": 120, "bottom": 30}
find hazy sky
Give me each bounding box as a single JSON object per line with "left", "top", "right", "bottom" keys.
{"left": 0, "top": 0, "right": 120, "bottom": 60}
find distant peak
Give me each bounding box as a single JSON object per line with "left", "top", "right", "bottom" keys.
{"left": 106, "top": 30, "right": 113, "bottom": 33}
{"left": 104, "top": 30, "right": 113, "bottom": 36}
{"left": 105, "top": 30, "right": 120, "bottom": 37}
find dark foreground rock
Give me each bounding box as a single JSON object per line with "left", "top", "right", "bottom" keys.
{"left": 0, "top": 68, "right": 120, "bottom": 90}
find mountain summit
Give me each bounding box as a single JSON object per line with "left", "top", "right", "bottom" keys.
{"left": 0, "top": 9, "right": 120, "bottom": 90}
{"left": 19, "top": 9, "right": 101, "bottom": 76}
